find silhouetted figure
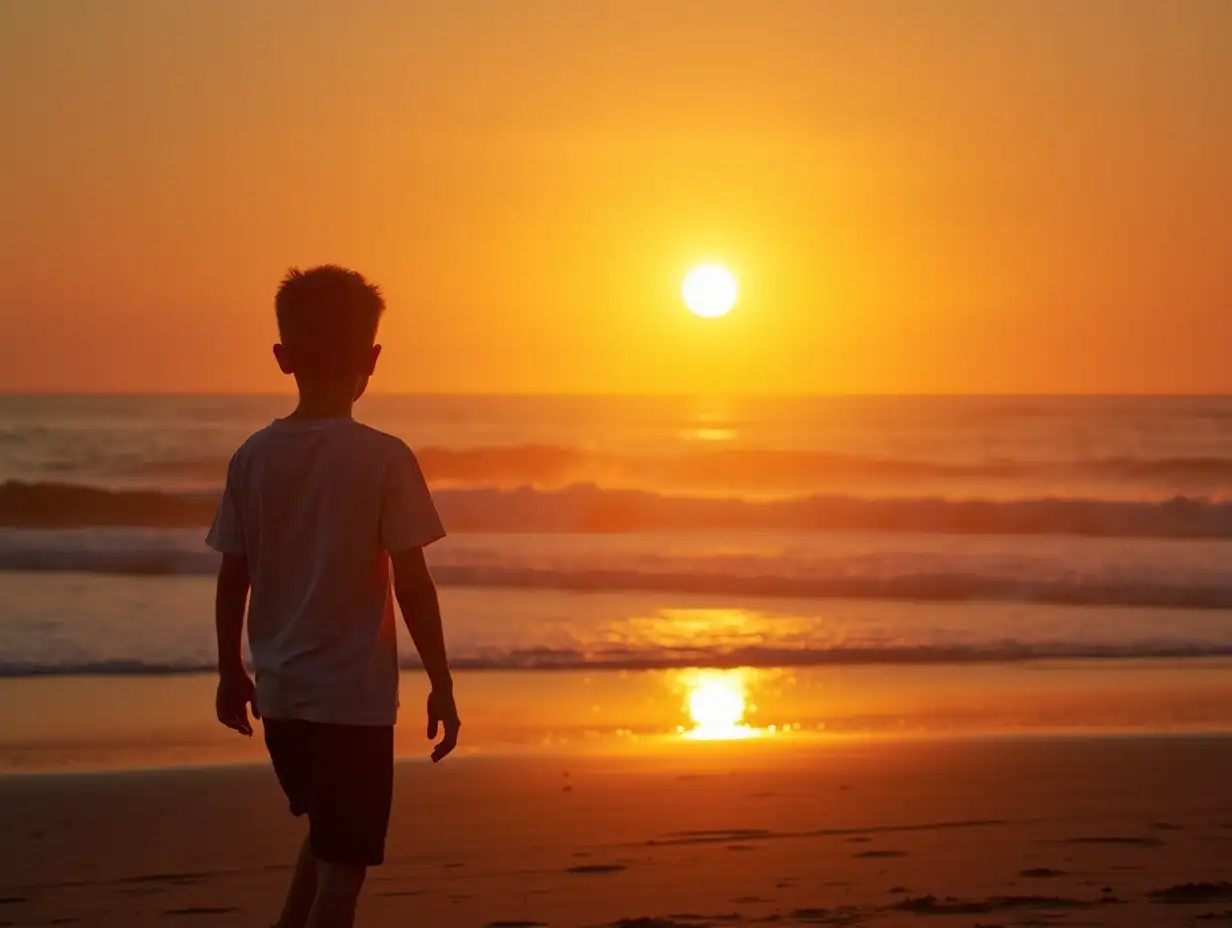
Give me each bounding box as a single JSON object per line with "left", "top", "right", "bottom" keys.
{"left": 209, "top": 265, "right": 459, "bottom": 928}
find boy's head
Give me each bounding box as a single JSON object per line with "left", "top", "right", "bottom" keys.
{"left": 273, "top": 265, "right": 385, "bottom": 393}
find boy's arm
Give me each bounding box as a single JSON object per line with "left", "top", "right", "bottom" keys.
{"left": 215, "top": 553, "right": 257, "bottom": 736}
{"left": 391, "top": 547, "right": 459, "bottom": 762}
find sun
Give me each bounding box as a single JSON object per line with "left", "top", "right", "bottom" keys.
{"left": 682, "top": 264, "right": 738, "bottom": 318}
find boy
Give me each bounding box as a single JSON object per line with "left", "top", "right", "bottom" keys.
{"left": 207, "top": 265, "right": 459, "bottom": 928}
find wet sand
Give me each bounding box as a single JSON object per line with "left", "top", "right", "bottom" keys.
{"left": 3, "top": 661, "right": 1231, "bottom": 772}
{"left": 1, "top": 736, "right": 1230, "bottom": 927}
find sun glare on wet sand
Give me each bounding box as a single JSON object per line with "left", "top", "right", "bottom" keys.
{"left": 681, "top": 670, "right": 755, "bottom": 740}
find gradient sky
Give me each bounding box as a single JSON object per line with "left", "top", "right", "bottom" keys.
{"left": 2, "top": 1, "right": 1229, "bottom": 394}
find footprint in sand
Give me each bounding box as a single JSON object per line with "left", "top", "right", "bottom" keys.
{"left": 653, "top": 828, "right": 775, "bottom": 846}
{"left": 891, "top": 894, "right": 1092, "bottom": 915}
{"left": 854, "top": 850, "right": 907, "bottom": 859}
{"left": 1148, "top": 883, "right": 1232, "bottom": 904}
{"left": 568, "top": 864, "right": 628, "bottom": 875}
{"left": 118, "top": 872, "right": 212, "bottom": 886}
{"left": 1062, "top": 836, "right": 1164, "bottom": 848}
{"left": 163, "top": 907, "right": 239, "bottom": 917}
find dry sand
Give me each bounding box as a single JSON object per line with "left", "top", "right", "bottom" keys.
{"left": 1, "top": 735, "right": 1230, "bottom": 927}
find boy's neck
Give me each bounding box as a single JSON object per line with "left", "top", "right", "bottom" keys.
{"left": 287, "top": 379, "right": 358, "bottom": 421}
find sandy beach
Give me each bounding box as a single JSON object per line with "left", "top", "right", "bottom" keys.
{"left": 2, "top": 735, "right": 1230, "bottom": 927}
{"left": 2, "top": 650, "right": 1229, "bottom": 927}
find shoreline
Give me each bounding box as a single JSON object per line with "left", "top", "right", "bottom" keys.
{"left": 5, "top": 727, "right": 1232, "bottom": 778}
{"left": 3, "top": 651, "right": 1232, "bottom": 677}
{"left": 3, "top": 659, "right": 1231, "bottom": 774}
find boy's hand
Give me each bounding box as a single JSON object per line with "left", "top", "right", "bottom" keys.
{"left": 216, "top": 671, "right": 259, "bottom": 737}
{"left": 427, "top": 689, "right": 460, "bottom": 763}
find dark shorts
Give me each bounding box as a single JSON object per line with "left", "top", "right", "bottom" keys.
{"left": 263, "top": 719, "right": 394, "bottom": 868}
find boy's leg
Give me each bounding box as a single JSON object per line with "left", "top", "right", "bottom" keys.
{"left": 274, "top": 836, "right": 317, "bottom": 928}
{"left": 263, "top": 720, "right": 317, "bottom": 928}
{"left": 303, "top": 723, "right": 394, "bottom": 928}
{"left": 305, "top": 862, "right": 366, "bottom": 928}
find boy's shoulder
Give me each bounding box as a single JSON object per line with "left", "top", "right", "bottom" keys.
{"left": 334, "top": 421, "right": 417, "bottom": 459}
{"left": 346, "top": 421, "right": 413, "bottom": 451}
{"left": 230, "top": 420, "right": 415, "bottom": 464}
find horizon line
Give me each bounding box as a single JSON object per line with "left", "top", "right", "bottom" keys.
{"left": 3, "top": 390, "right": 1232, "bottom": 401}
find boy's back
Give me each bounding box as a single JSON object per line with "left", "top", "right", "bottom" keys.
{"left": 208, "top": 418, "right": 443, "bottom": 725}
{"left": 208, "top": 265, "right": 458, "bottom": 928}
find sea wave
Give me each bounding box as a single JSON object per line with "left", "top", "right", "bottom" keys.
{"left": 6, "top": 528, "right": 1232, "bottom": 610}
{"left": 61, "top": 445, "right": 1232, "bottom": 492}
{"left": 5, "top": 480, "right": 1232, "bottom": 539}
{"left": 438, "top": 449, "right": 1232, "bottom": 486}
{"left": 0, "top": 642, "right": 1229, "bottom": 678}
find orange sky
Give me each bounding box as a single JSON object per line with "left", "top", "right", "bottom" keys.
{"left": 1, "top": 1, "right": 1229, "bottom": 394}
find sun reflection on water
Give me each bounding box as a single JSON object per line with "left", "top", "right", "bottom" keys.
{"left": 618, "top": 607, "right": 813, "bottom": 655}
{"left": 682, "top": 426, "right": 737, "bottom": 443}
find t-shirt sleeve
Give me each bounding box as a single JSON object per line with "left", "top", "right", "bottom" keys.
{"left": 381, "top": 444, "right": 446, "bottom": 554}
{"left": 205, "top": 451, "right": 247, "bottom": 556}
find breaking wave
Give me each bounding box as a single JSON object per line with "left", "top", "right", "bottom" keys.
{"left": 56, "top": 445, "right": 1232, "bottom": 494}
{"left": 6, "top": 526, "right": 1232, "bottom": 610}
{"left": 5, "top": 480, "right": 1232, "bottom": 539}
{"left": 0, "top": 643, "right": 1229, "bottom": 678}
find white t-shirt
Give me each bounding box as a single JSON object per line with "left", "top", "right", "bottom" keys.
{"left": 206, "top": 418, "right": 445, "bottom": 726}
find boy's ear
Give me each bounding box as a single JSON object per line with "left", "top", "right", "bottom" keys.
{"left": 365, "top": 344, "right": 382, "bottom": 375}
{"left": 273, "top": 344, "right": 294, "bottom": 374}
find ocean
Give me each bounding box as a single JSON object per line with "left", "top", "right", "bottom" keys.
{"left": 3, "top": 394, "right": 1232, "bottom": 675}
{"left": 2, "top": 394, "right": 1232, "bottom": 768}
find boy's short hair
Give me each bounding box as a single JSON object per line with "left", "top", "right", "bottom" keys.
{"left": 275, "top": 265, "right": 385, "bottom": 377}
